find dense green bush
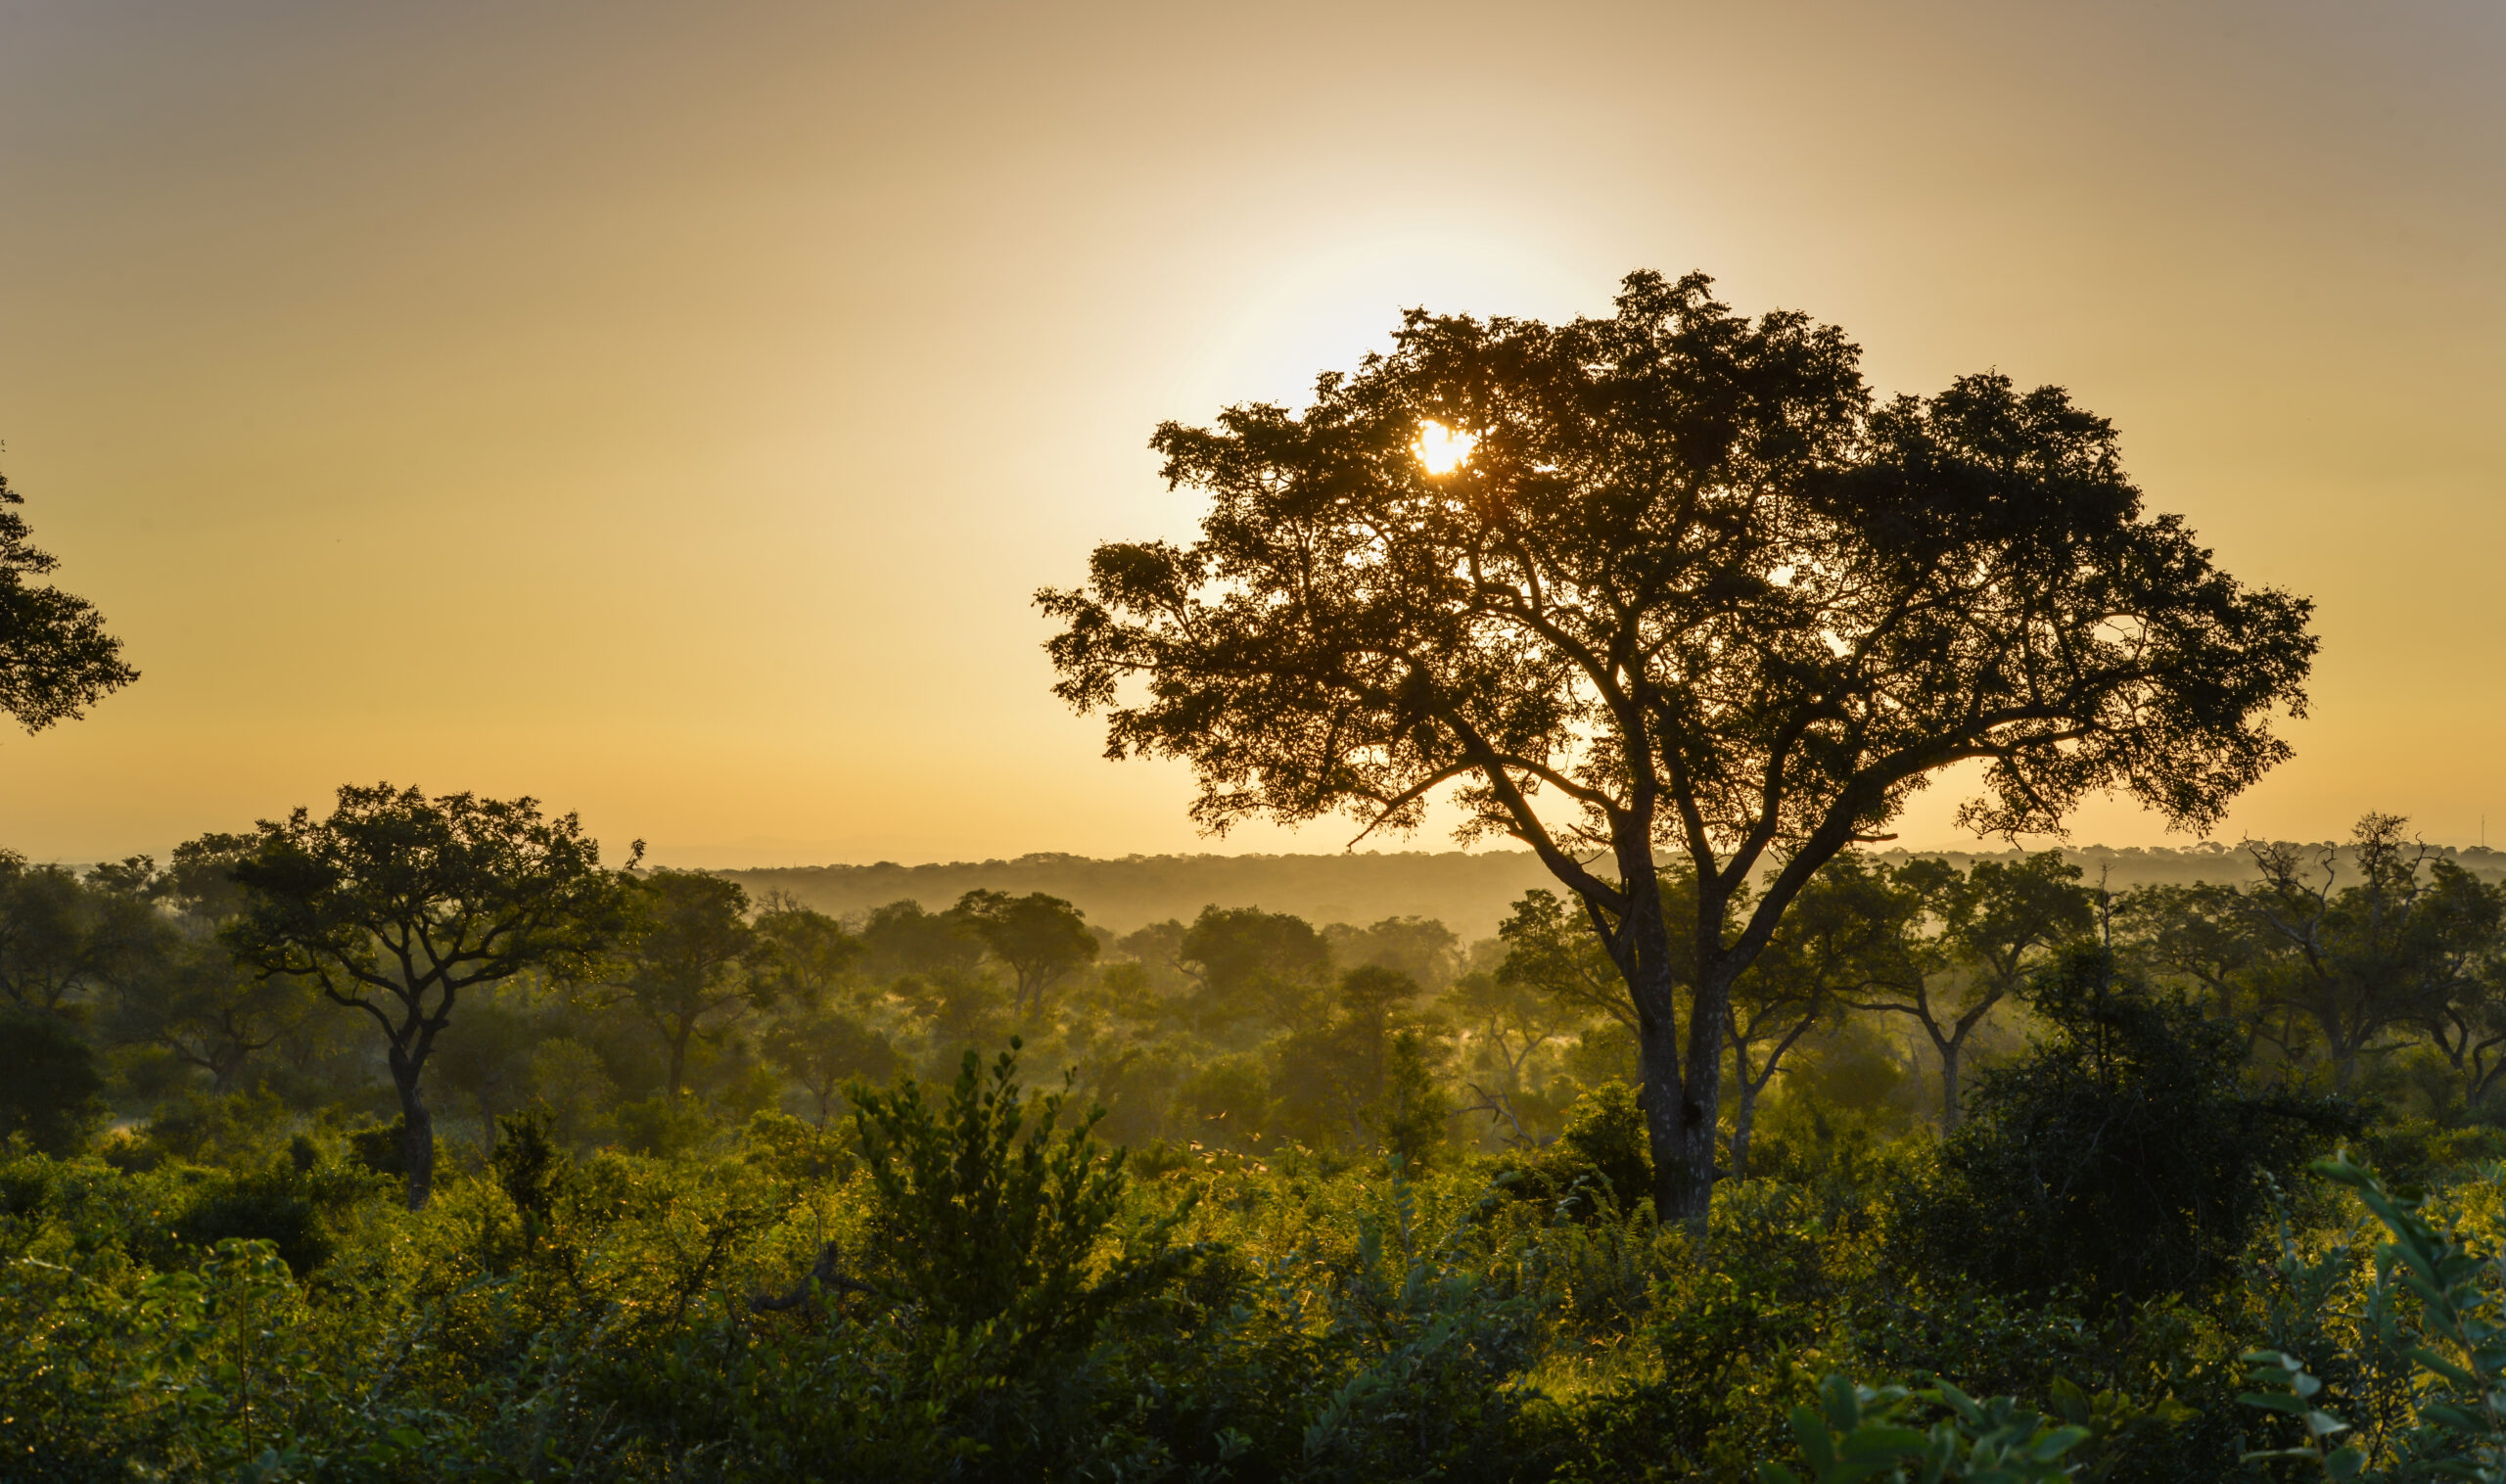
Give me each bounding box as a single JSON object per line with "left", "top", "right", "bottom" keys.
{"left": 1894, "top": 947, "right": 2358, "bottom": 1304}
{"left": 168, "top": 1168, "right": 332, "bottom": 1276}
{"left": 0, "top": 1034, "right": 2485, "bottom": 1481}
{"left": 0, "top": 1008, "right": 107, "bottom": 1154}
{"left": 1493, "top": 1082, "right": 1653, "bottom": 1222}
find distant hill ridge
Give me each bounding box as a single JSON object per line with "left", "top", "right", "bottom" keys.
{"left": 716, "top": 844, "right": 2506, "bottom": 941}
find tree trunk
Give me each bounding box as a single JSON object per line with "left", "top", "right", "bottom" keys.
{"left": 1640, "top": 967, "right": 1725, "bottom": 1229}
{"left": 1729, "top": 1073, "right": 1759, "bottom": 1183}
{"left": 389, "top": 1046, "right": 436, "bottom": 1211}
{"left": 667, "top": 1028, "right": 688, "bottom": 1100}
{"left": 1937, "top": 1041, "right": 1963, "bottom": 1130}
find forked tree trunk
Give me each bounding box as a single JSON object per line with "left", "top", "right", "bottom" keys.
{"left": 1936, "top": 1042, "right": 1963, "bottom": 1130}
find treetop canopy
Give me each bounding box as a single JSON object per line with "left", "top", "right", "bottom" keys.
{"left": 1043, "top": 269, "right": 2314, "bottom": 908}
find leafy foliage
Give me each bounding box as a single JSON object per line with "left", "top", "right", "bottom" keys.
{"left": 1760, "top": 1375, "right": 2088, "bottom": 1484}
{"left": 0, "top": 468, "right": 137, "bottom": 733}
{"left": 2241, "top": 1155, "right": 2506, "bottom": 1481}
{"left": 0, "top": 1007, "right": 107, "bottom": 1154}
{"left": 1896, "top": 946, "right": 2356, "bottom": 1303}
{"left": 851, "top": 1040, "right": 1192, "bottom": 1346}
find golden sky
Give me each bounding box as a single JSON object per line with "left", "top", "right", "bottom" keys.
{"left": 3, "top": 1, "right": 2500, "bottom": 866}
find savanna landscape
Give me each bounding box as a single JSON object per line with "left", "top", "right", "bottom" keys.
{"left": 4, "top": 5, "right": 2504, "bottom": 1481}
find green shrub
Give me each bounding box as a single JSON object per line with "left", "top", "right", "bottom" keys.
{"left": 1758, "top": 1375, "right": 2089, "bottom": 1483}
{"left": 1495, "top": 1081, "right": 1653, "bottom": 1222}
{"left": 0, "top": 1009, "right": 106, "bottom": 1155}
{"left": 1894, "top": 947, "right": 2357, "bottom": 1304}
{"left": 170, "top": 1172, "right": 330, "bottom": 1276}
{"left": 2352, "top": 1119, "right": 2506, "bottom": 1192}
{"left": 740, "top": 1108, "right": 854, "bottom": 1185}
{"left": 612, "top": 1093, "right": 714, "bottom": 1158}
{"left": 138, "top": 1089, "right": 298, "bottom": 1172}
{"left": 851, "top": 1041, "right": 1194, "bottom": 1346}
{"left": 345, "top": 1115, "right": 407, "bottom": 1178}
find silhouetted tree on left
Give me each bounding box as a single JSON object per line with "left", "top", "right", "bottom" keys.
{"left": 0, "top": 468, "right": 137, "bottom": 730}
{"left": 225, "top": 784, "right": 637, "bottom": 1209}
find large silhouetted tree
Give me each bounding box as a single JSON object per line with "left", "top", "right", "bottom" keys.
{"left": 226, "top": 784, "right": 637, "bottom": 1208}
{"left": 1041, "top": 269, "right": 2315, "bottom": 1223}
{"left": 0, "top": 469, "right": 137, "bottom": 730}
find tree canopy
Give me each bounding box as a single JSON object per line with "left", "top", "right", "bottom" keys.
{"left": 612, "top": 869, "right": 759, "bottom": 1100}
{"left": 953, "top": 889, "right": 1097, "bottom": 1021}
{"left": 225, "top": 783, "right": 638, "bottom": 1207}
{"left": 1042, "top": 268, "right": 2315, "bottom": 1220}
{"left": 0, "top": 469, "right": 137, "bottom": 732}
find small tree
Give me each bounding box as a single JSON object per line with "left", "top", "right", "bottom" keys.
{"left": 610, "top": 870, "right": 758, "bottom": 1100}
{"left": 1271, "top": 963, "right": 1451, "bottom": 1157}
{"left": 0, "top": 1007, "right": 106, "bottom": 1153}
{"left": 859, "top": 899, "right": 983, "bottom": 982}
{"left": 2115, "top": 879, "right": 2277, "bottom": 1022}
{"left": 1849, "top": 853, "right": 2093, "bottom": 1127}
{"left": 0, "top": 468, "right": 137, "bottom": 733}
{"left": 225, "top": 784, "right": 636, "bottom": 1209}
{"left": 764, "top": 1007, "right": 902, "bottom": 1125}
{"left": 1725, "top": 853, "right": 1919, "bottom": 1178}
{"left": 1894, "top": 946, "right": 2352, "bottom": 1303}
{"left": 750, "top": 894, "right": 863, "bottom": 1008}
{"left": 112, "top": 936, "right": 313, "bottom": 1095}
{"left": 2245, "top": 813, "right": 2496, "bottom": 1090}
{"left": 1449, "top": 963, "right": 1579, "bottom": 1141}
{"left": 0, "top": 853, "right": 162, "bottom": 1019}
{"left": 1327, "top": 914, "right": 1462, "bottom": 991}
{"left": 954, "top": 890, "right": 1098, "bottom": 1022}
{"left": 1176, "top": 904, "right": 1330, "bottom": 1031}
{"left": 850, "top": 1042, "right": 1189, "bottom": 1347}
{"left": 108, "top": 834, "right": 314, "bottom": 1095}
{"left": 1043, "top": 270, "right": 2314, "bottom": 1222}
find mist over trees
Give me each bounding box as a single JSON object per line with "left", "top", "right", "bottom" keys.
{"left": 56, "top": 796, "right": 2506, "bottom": 1201}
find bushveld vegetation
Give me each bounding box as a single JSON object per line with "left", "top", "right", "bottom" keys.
{"left": 10, "top": 800, "right": 2506, "bottom": 1480}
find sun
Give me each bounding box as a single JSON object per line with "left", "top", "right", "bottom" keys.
{"left": 1414, "top": 420, "right": 1475, "bottom": 476}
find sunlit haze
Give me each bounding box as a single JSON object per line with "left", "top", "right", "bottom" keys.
{"left": 4, "top": 1, "right": 2501, "bottom": 866}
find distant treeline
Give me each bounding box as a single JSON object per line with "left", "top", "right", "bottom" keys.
{"left": 719, "top": 842, "right": 2506, "bottom": 939}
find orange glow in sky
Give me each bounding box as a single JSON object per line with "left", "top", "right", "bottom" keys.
{"left": 2, "top": 2, "right": 2501, "bottom": 865}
